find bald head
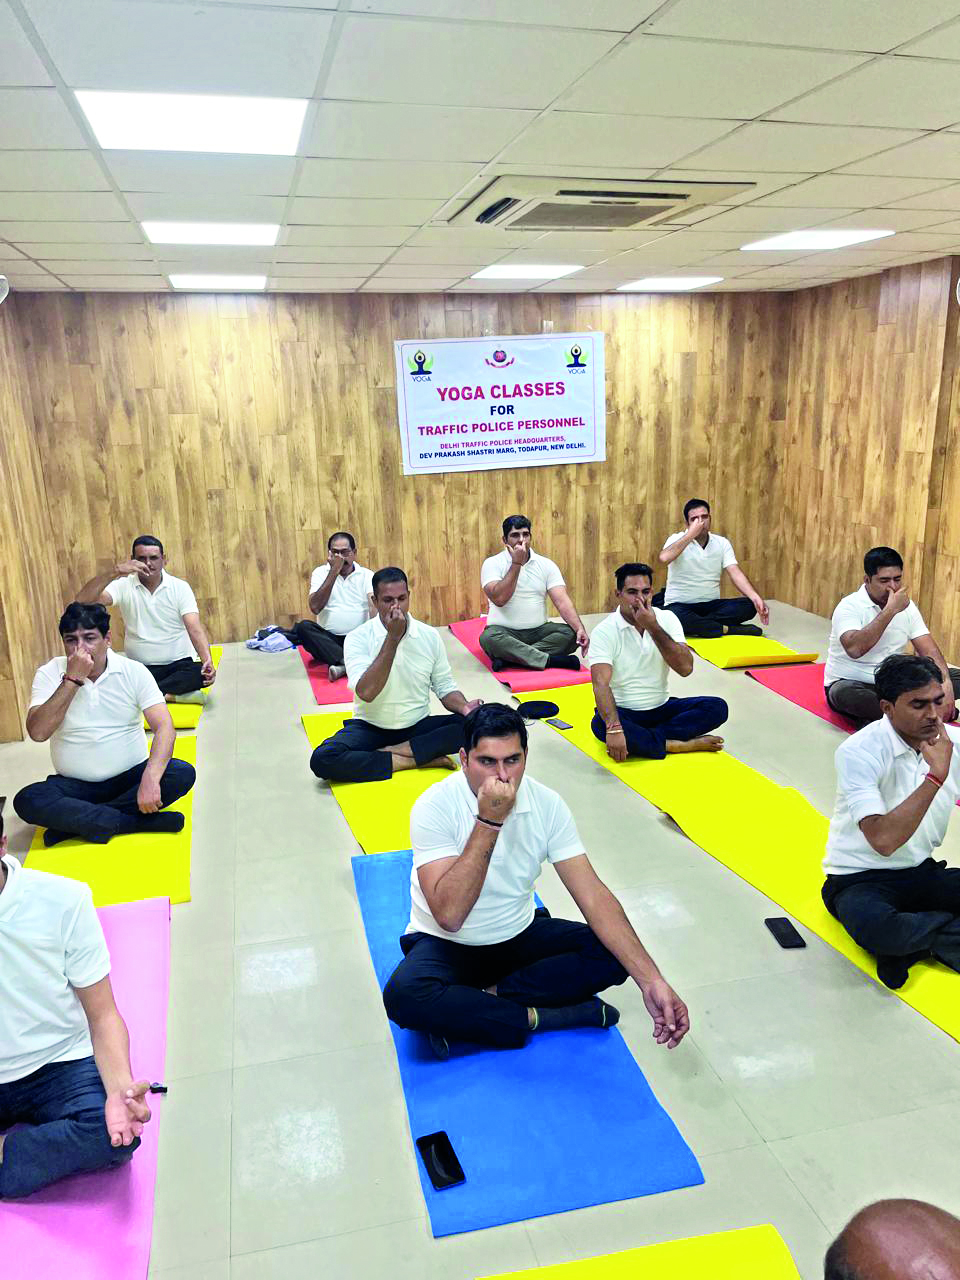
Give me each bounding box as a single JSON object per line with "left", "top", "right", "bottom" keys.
{"left": 826, "top": 1200, "right": 960, "bottom": 1280}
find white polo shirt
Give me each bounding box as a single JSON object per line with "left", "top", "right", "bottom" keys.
{"left": 0, "top": 854, "right": 110, "bottom": 1084}
{"left": 481, "top": 549, "right": 565, "bottom": 629}
{"left": 824, "top": 585, "right": 929, "bottom": 686}
{"left": 344, "top": 615, "right": 458, "bottom": 730}
{"left": 588, "top": 606, "right": 686, "bottom": 711}
{"left": 309, "top": 563, "right": 373, "bottom": 635}
{"left": 663, "top": 531, "right": 738, "bottom": 605}
{"left": 408, "top": 770, "right": 584, "bottom": 945}
{"left": 30, "top": 650, "right": 164, "bottom": 782}
{"left": 104, "top": 570, "right": 199, "bottom": 665}
{"left": 823, "top": 717, "right": 960, "bottom": 875}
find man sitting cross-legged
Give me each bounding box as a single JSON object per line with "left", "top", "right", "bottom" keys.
{"left": 825, "top": 545, "right": 960, "bottom": 725}
{"left": 285, "top": 531, "right": 374, "bottom": 682}
{"left": 76, "top": 535, "right": 216, "bottom": 704}
{"left": 310, "top": 567, "right": 482, "bottom": 784}
{"left": 382, "top": 704, "right": 689, "bottom": 1056}
{"left": 13, "top": 603, "right": 195, "bottom": 847}
{"left": 822, "top": 653, "right": 960, "bottom": 991}
{"left": 479, "top": 514, "right": 589, "bottom": 672}
{"left": 655, "top": 498, "right": 768, "bottom": 638}
{"left": 590, "top": 562, "right": 729, "bottom": 760}
{"left": 0, "top": 808, "right": 152, "bottom": 1199}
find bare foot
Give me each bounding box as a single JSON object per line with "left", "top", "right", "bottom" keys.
{"left": 389, "top": 753, "right": 418, "bottom": 771}
{"left": 665, "top": 735, "right": 724, "bottom": 753}
{"left": 379, "top": 740, "right": 413, "bottom": 757}
{"left": 424, "top": 755, "right": 457, "bottom": 771}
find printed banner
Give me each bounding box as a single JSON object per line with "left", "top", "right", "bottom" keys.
{"left": 394, "top": 332, "right": 605, "bottom": 475}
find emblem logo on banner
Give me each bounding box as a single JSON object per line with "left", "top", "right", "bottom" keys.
{"left": 394, "top": 331, "right": 605, "bottom": 476}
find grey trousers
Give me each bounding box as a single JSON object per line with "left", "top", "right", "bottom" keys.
{"left": 478, "top": 622, "right": 576, "bottom": 670}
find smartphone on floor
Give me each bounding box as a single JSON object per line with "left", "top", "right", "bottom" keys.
{"left": 544, "top": 717, "right": 573, "bottom": 730}
{"left": 415, "top": 1130, "right": 466, "bottom": 1190}
{"left": 764, "top": 916, "right": 806, "bottom": 949}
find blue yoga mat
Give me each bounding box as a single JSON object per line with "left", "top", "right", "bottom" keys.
{"left": 352, "top": 850, "right": 704, "bottom": 1237}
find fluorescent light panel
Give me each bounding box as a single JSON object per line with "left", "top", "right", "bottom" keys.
{"left": 740, "top": 229, "right": 895, "bottom": 251}
{"left": 76, "top": 91, "right": 308, "bottom": 155}
{"left": 617, "top": 276, "right": 722, "bottom": 292}
{"left": 143, "top": 222, "right": 279, "bottom": 246}
{"left": 168, "top": 273, "right": 266, "bottom": 291}
{"left": 472, "top": 264, "right": 582, "bottom": 280}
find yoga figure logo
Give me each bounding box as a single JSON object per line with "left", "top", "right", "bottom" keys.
{"left": 565, "top": 344, "right": 588, "bottom": 371}
{"left": 407, "top": 349, "right": 434, "bottom": 380}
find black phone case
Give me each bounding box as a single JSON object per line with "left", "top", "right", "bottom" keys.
{"left": 415, "top": 1131, "right": 466, "bottom": 1190}
{"left": 764, "top": 916, "right": 806, "bottom": 949}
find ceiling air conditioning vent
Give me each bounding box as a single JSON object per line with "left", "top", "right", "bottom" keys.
{"left": 438, "top": 176, "right": 754, "bottom": 232}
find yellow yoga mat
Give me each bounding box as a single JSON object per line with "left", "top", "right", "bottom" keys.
{"left": 302, "top": 712, "right": 455, "bottom": 854}
{"left": 480, "top": 1225, "right": 799, "bottom": 1280}
{"left": 143, "top": 645, "right": 223, "bottom": 730}
{"left": 686, "top": 636, "right": 817, "bottom": 669}
{"left": 516, "top": 683, "right": 960, "bottom": 1042}
{"left": 479, "top": 1225, "right": 800, "bottom": 1280}
{"left": 27, "top": 736, "right": 196, "bottom": 907}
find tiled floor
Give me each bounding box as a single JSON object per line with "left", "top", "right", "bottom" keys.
{"left": 3, "top": 599, "right": 960, "bottom": 1280}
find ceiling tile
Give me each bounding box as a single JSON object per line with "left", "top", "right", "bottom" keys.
{"left": 0, "top": 219, "right": 140, "bottom": 242}
{"left": 401, "top": 226, "right": 545, "bottom": 248}
{"left": 0, "top": 245, "right": 26, "bottom": 260}
{"left": 267, "top": 277, "right": 367, "bottom": 289}
{"left": 0, "top": 0, "right": 52, "bottom": 85}
{"left": 273, "top": 246, "right": 395, "bottom": 263}
{"left": 35, "top": 259, "right": 163, "bottom": 274}
{"left": 283, "top": 225, "right": 413, "bottom": 245}
{"left": 125, "top": 193, "right": 287, "bottom": 221}
{"left": 0, "top": 258, "right": 49, "bottom": 274}
{"left": 268, "top": 262, "right": 379, "bottom": 277}
{"left": 304, "top": 102, "right": 535, "bottom": 162}
{"left": 297, "top": 158, "right": 480, "bottom": 200}
{"left": 755, "top": 174, "right": 951, "bottom": 207}
{"left": 770, "top": 58, "right": 960, "bottom": 129}
{"left": 648, "top": 0, "right": 960, "bottom": 53}
{"left": 680, "top": 122, "right": 924, "bottom": 172}
{"left": 324, "top": 15, "right": 619, "bottom": 109}
{"left": 815, "top": 206, "right": 958, "bottom": 230}
{"left": 839, "top": 131, "right": 960, "bottom": 179}
{"left": 692, "top": 205, "right": 859, "bottom": 232}
{"left": 652, "top": 169, "right": 816, "bottom": 205}
{"left": 288, "top": 196, "right": 443, "bottom": 224}
{"left": 374, "top": 263, "right": 472, "bottom": 276}
{"left": 898, "top": 15, "right": 960, "bottom": 59}
{"left": 348, "top": 1, "right": 651, "bottom": 29}
{"left": 0, "top": 191, "right": 127, "bottom": 219}
{"left": 448, "top": 279, "right": 530, "bottom": 290}
{"left": 769, "top": 247, "right": 906, "bottom": 265}
{"left": 914, "top": 216, "right": 960, "bottom": 232}
{"left": 515, "top": 229, "right": 670, "bottom": 251}
{"left": 0, "top": 150, "right": 108, "bottom": 191}
{"left": 363, "top": 275, "right": 461, "bottom": 288}
{"left": 58, "top": 275, "right": 169, "bottom": 289}
{"left": 886, "top": 183, "right": 960, "bottom": 210}
{"left": 693, "top": 250, "right": 814, "bottom": 268}
{"left": 105, "top": 152, "right": 297, "bottom": 196}
{"left": 0, "top": 88, "right": 87, "bottom": 147}
{"left": 8, "top": 277, "right": 67, "bottom": 289}
{"left": 561, "top": 36, "right": 867, "bottom": 118}
{"left": 152, "top": 247, "right": 276, "bottom": 266}
{"left": 22, "top": 0, "right": 334, "bottom": 95}
{"left": 389, "top": 245, "right": 513, "bottom": 264}
{"left": 500, "top": 112, "right": 737, "bottom": 168}
{"left": 489, "top": 247, "right": 617, "bottom": 265}
{"left": 25, "top": 241, "right": 153, "bottom": 259}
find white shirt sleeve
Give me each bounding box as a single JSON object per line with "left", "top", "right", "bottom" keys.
{"left": 837, "top": 740, "right": 888, "bottom": 825}
{"left": 662, "top": 532, "right": 683, "bottom": 550}
{"left": 309, "top": 565, "right": 325, "bottom": 593}
{"left": 831, "top": 597, "right": 862, "bottom": 639}
{"left": 104, "top": 575, "right": 129, "bottom": 606}
{"left": 480, "top": 554, "right": 501, "bottom": 588}
{"left": 410, "top": 791, "right": 462, "bottom": 866}
{"left": 587, "top": 621, "right": 616, "bottom": 669}
{"left": 344, "top": 627, "right": 372, "bottom": 688}
{"left": 657, "top": 608, "right": 687, "bottom": 643}
{"left": 64, "top": 888, "right": 111, "bottom": 989}
{"left": 720, "top": 537, "right": 738, "bottom": 569}
{"left": 906, "top": 603, "right": 929, "bottom": 642}
{"left": 541, "top": 557, "right": 565, "bottom": 591}
{"left": 29, "top": 661, "right": 62, "bottom": 709}
{"left": 545, "top": 795, "right": 586, "bottom": 864}
{"left": 133, "top": 662, "right": 165, "bottom": 710}
{"left": 429, "top": 631, "right": 458, "bottom": 701}
{"left": 178, "top": 580, "right": 199, "bottom": 616}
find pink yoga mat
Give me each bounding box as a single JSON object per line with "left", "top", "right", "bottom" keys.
{"left": 449, "top": 617, "right": 592, "bottom": 692}
{"left": 0, "top": 897, "right": 170, "bottom": 1280}
{"left": 297, "top": 645, "right": 353, "bottom": 705}
{"left": 745, "top": 661, "right": 857, "bottom": 731}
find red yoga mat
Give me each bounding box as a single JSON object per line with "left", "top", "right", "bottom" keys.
{"left": 297, "top": 645, "right": 353, "bottom": 705}
{"left": 0, "top": 898, "right": 170, "bottom": 1280}
{"left": 449, "top": 616, "right": 592, "bottom": 692}
{"left": 745, "top": 662, "right": 857, "bottom": 731}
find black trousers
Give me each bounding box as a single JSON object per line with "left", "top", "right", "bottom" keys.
{"left": 382, "top": 908, "right": 628, "bottom": 1049}
{"left": 823, "top": 857, "right": 960, "bottom": 970}
{"left": 309, "top": 713, "right": 466, "bottom": 783}
{"left": 286, "top": 620, "right": 346, "bottom": 667}
{"left": 652, "top": 590, "right": 756, "bottom": 638}
{"left": 13, "top": 758, "right": 196, "bottom": 842}
{"left": 827, "top": 668, "right": 960, "bottom": 725}
{"left": 145, "top": 657, "right": 205, "bottom": 695}
{"left": 590, "top": 696, "right": 728, "bottom": 759}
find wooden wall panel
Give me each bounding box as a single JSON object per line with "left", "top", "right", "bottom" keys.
{"left": 778, "top": 261, "right": 954, "bottom": 639}
{"left": 0, "top": 298, "right": 62, "bottom": 742}
{"left": 9, "top": 289, "right": 791, "bottom": 652}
